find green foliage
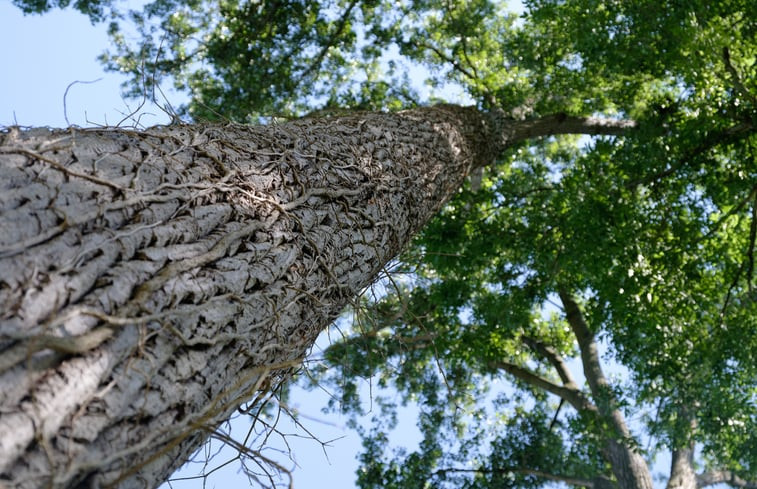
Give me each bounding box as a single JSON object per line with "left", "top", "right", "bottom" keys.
{"left": 97, "top": 0, "right": 424, "bottom": 121}
{"left": 308, "top": 0, "right": 755, "bottom": 485}
{"left": 12, "top": 0, "right": 112, "bottom": 22}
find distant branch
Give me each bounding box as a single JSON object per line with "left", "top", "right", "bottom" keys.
{"left": 548, "top": 398, "right": 565, "bottom": 432}
{"left": 701, "top": 184, "right": 757, "bottom": 242}
{"left": 522, "top": 335, "right": 579, "bottom": 388}
{"left": 697, "top": 471, "right": 757, "bottom": 489}
{"left": 490, "top": 359, "right": 596, "bottom": 413}
{"left": 627, "top": 120, "right": 754, "bottom": 188}
{"left": 558, "top": 290, "right": 633, "bottom": 440}
{"left": 418, "top": 41, "right": 499, "bottom": 108}
{"left": 441, "top": 2, "right": 481, "bottom": 83}
{"left": 747, "top": 192, "right": 757, "bottom": 290}
{"left": 298, "top": 0, "right": 360, "bottom": 82}
{"left": 434, "top": 466, "right": 612, "bottom": 489}
{"left": 420, "top": 41, "right": 479, "bottom": 86}
{"left": 558, "top": 290, "right": 609, "bottom": 398}
{"left": 723, "top": 47, "right": 756, "bottom": 105}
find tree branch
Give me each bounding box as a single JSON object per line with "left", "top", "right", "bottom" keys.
{"left": 557, "top": 294, "right": 654, "bottom": 487}
{"left": 626, "top": 120, "right": 754, "bottom": 188}
{"left": 667, "top": 446, "right": 696, "bottom": 489}
{"left": 697, "top": 471, "right": 757, "bottom": 489}
{"left": 701, "top": 183, "right": 757, "bottom": 242}
{"left": 298, "top": 0, "right": 360, "bottom": 82}
{"left": 490, "top": 359, "right": 596, "bottom": 413}
{"left": 558, "top": 289, "right": 633, "bottom": 441}
{"left": 434, "top": 466, "right": 606, "bottom": 488}
{"left": 416, "top": 40, "right": 501, "bottom": 109}
{"left": 558, "top": 290, "right": 609, "bottom": 399}
{"left": 506, "top": 113, "right": 637, "bottom": 144}
{"left": 522, "top": 335, "right": 579, "bottom": 388}
{"left": 458, "top": 109, "right": 637, "bottom": 170}
{"left": 747, "top": 192, "right": 757, "bottom": 290}
{"left": 723, "top": 47, "right": 756, "bottom": 105}
{"left": 420, "top": 41, "right": 479, "bottom": 85}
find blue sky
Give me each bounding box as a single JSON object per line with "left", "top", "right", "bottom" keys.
{"left": 0, "top": 2, "right": 179, "bottom": 128}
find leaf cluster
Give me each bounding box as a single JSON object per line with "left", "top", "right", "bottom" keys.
{"left": 309, "top": 0, "right": 756, "bottom": 485}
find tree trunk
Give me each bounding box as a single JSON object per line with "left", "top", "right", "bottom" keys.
{"left": 560, "top": 290, "right": 654, "bottom": 489}
{"left": 667, "top": 447, "right": 697, "bottom": 489}
{"left": 601, "top": 440, "right": 655, "bottom": 489}
{"left": 0, "top": 105, "right": 501, "bottom": 488}
{"left": 0, "top": 105, "right": 631, "bottom": 488}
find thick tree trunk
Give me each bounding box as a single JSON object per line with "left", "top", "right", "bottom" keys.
{"left": 0, "top": 105, "right": 631, "bottom": 488}
{"left": 0, "top": 105, "right": 502, "bottom": 488}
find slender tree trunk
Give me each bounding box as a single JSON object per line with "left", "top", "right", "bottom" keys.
{"left": 0, "top": 106, "right": 631, "bottom": 488}
{"left": 667, "top": 447, "right": 697, "bottom": 489}
{"left": 559, "top": 290, "right": 654, "bottom": 489}
{"left": 600, "top": 440, "right": 654, "bottom": 489}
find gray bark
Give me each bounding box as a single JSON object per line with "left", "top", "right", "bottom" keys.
{"left": 559, "top": 290, "right": 655, "bottom": 489}
{"left": 697, "top": 470, "right": 757, "bottom": 489}
{"left": 0, "top": 105, "right": 501, "bottom": 489}
{"left": 0, "top": 105, "right": 630, "bottom": 488}
{"left": 667, "top": 447, "right": 697, "bottom": 489}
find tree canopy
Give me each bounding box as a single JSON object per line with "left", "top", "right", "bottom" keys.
{"left": 12, "top": 0, "right": 757, "bottom": 487}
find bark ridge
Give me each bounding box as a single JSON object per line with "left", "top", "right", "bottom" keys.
{"left": 0, "top": 106, "right": 495, "bottom": 488}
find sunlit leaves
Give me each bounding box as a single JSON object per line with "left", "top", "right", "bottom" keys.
{"left": 311, "top": 1, "right": 756, "bottom": 484}
{"left": 97, "top": 0, "right": 427, "bottom": 121}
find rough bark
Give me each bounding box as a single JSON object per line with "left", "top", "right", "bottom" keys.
{"left": 0, "top": 105, "right": 631, "bottom": 488}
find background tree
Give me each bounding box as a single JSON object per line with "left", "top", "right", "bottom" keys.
{"left": 4, "top": 0, "right": 757, "bottom": 488}
{"left": 309, "top": 2, "right": 757, "bottom": 489}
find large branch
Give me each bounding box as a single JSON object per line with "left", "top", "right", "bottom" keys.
{"left": 667, "top": 446, "right": 696, "bottom": 489}
{"left": 697, "top": 471, "right": 757, "bottom": 489}
{"left": 522, "top": 335, "right": 579, "bottom": 388}
{"left": 558, "top": 290, "right": 654, "bottom": 489}
{"left": 506, "top": 113, "right": 637, "bottom": 143}
{"left": 469, "top": 110, "right": 636, "bottom": 170}
{"left": 558, "top": 291, "right": 615, "bottom": 413}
